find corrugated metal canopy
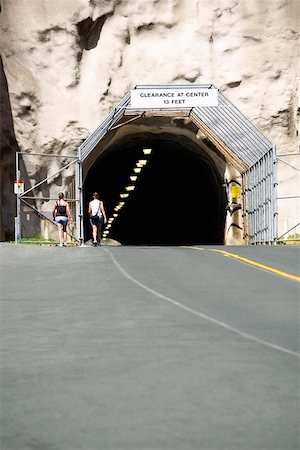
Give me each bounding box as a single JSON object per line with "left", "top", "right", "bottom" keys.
{"left": 194, "top": 91, "right": 273, "bottom": 167}
{"left": 79, "top": 84, "right": 273, "bottom": 173}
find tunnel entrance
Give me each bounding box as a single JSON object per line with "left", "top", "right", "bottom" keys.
{"left": 77, "top": 85, "right": 277, "bottom": 245}
{"left": 84, "top": 134, "right": 226, "bottom": 245}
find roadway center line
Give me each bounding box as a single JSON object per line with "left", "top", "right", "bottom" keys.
{"left": 185, "top": 246, "right": 300, "bottom": 283}
{"left": 105, "top": 248, "right": 300, "bottom": 358}
{"left": 213, "top": 249, "right": 300, "bottom": 283}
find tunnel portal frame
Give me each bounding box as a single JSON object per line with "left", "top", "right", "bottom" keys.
{"left": 77, "top": 84, "right": 277, "bottom": 246}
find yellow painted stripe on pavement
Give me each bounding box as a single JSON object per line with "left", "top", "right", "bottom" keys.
{"left": 211, "top": 249, "right": 300, "bottom": 283}
{"left": 181, "top": 246, "right": 205, "bottom": 251}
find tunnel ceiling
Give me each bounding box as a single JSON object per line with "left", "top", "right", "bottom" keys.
{"left": 82, "top": 116, "right": 226, "bottom": 182}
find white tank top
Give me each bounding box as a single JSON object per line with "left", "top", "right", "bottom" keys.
{"left": 90, "top": 199, "right": 102, "bottom": 216}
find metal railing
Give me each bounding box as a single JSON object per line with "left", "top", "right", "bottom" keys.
{"left": 15, "top": 152, "right": 79, "bottom": 245}
{"left": 275, "top": 153, "right": 300, "bottom": 244}
{"left": 275, "top": 222, "right": 300, "bottom": 243}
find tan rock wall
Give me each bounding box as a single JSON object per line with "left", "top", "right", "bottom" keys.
{"left": 0, "top": 0, "right": 299, "bottom": 240}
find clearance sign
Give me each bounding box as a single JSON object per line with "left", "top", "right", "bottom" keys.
{"left": 130, "top": 88, "right": 218, "bottom": 108}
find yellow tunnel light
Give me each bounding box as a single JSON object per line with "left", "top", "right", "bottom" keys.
{"left": 130, "top": 175, "right": 137, "bottom": 181}
{"left": 136, "top": 161, "right": 147, "bottom": 168}
{"left": 120, "top": 193, "right": 129, "bottom": 198}
{"left": 119, "top": 201, "right": 125, "bottom": 206}
{"left": 134, "top": 168, "right": 141, "bottom": 174}
{"left": 143, "top": 148, "right": 152, "bottom": 155}
{"left": 106, "top": 224, "right": 111, "bottom": 229}
{"left": 113, "top": 213, "right": 118, "bottom": 218}
{"left": 125, "top": 185, "right": 135, "bottom": 191}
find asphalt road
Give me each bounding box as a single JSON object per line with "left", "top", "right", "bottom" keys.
{"left": 0, "top": 244, "right": 299, "bottom": 450}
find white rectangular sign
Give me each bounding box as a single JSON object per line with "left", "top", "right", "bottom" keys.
{"left": 130, "top": 88, "right": 218, "bottom": 108}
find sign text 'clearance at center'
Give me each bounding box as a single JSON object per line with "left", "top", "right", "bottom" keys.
{"left": 130, "top": 88, "right": 218, "bottom": 108}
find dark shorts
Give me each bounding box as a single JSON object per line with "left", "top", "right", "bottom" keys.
{"left": 90, "top": 215, "right": 103, "bottom": 226}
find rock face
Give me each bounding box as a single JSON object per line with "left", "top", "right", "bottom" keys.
{"left": 0, "top": 0, "right": 299, "bottom": 241}
{"left": 0, "top": 55, "right": 18, "bottom": 240}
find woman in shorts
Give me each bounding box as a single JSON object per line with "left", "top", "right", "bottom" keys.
{"left": 52, "top": 192, "right": 73, "bottom": 247}
{"left": 88, "top": 192, "right": 107, "bottom": 246}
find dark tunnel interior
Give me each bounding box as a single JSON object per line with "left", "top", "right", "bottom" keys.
{"left": 83, "top": 136, "right": 227, "bottom": 245}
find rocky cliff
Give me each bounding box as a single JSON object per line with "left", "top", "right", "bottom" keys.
{"left": 0, "top": 0, "right": 299, "bottom": 240}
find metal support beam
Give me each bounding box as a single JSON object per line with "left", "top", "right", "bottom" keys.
{"left": 76, "top": 157, "right": 84, "bottom": 245}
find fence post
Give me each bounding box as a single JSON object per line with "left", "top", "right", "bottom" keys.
{"left": 15, "top": 152, "right": 21, "bottom": 244}
{"left": 76, "top": 155, "right": 83, "bottom": 246}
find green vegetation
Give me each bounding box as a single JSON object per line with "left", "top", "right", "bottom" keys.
{"left": 20, "top": 236, "right": 57, "bottom": 245}
{"left": 3, "top": 236, "right": 57, "bottom": 245}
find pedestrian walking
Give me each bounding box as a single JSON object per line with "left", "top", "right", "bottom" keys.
{"left": 52, "top": 192, "right": 73, "bottom": 247}
{"left": 88, "top": 192, "right": 107, "bottom": 246}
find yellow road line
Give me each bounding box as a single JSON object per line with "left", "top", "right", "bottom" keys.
{"left": 211, "top": 249, "right": 300, "bottom": 283}
{"left": 181, "top": 246, "right": 205, "bottom": 251}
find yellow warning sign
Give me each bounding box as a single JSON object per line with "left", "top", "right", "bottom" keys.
{"left": 231, "top": 185, "right": 241, "bottom": 199}
{"left": 14, "top": 180, "right": 24, "bottom": 194}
